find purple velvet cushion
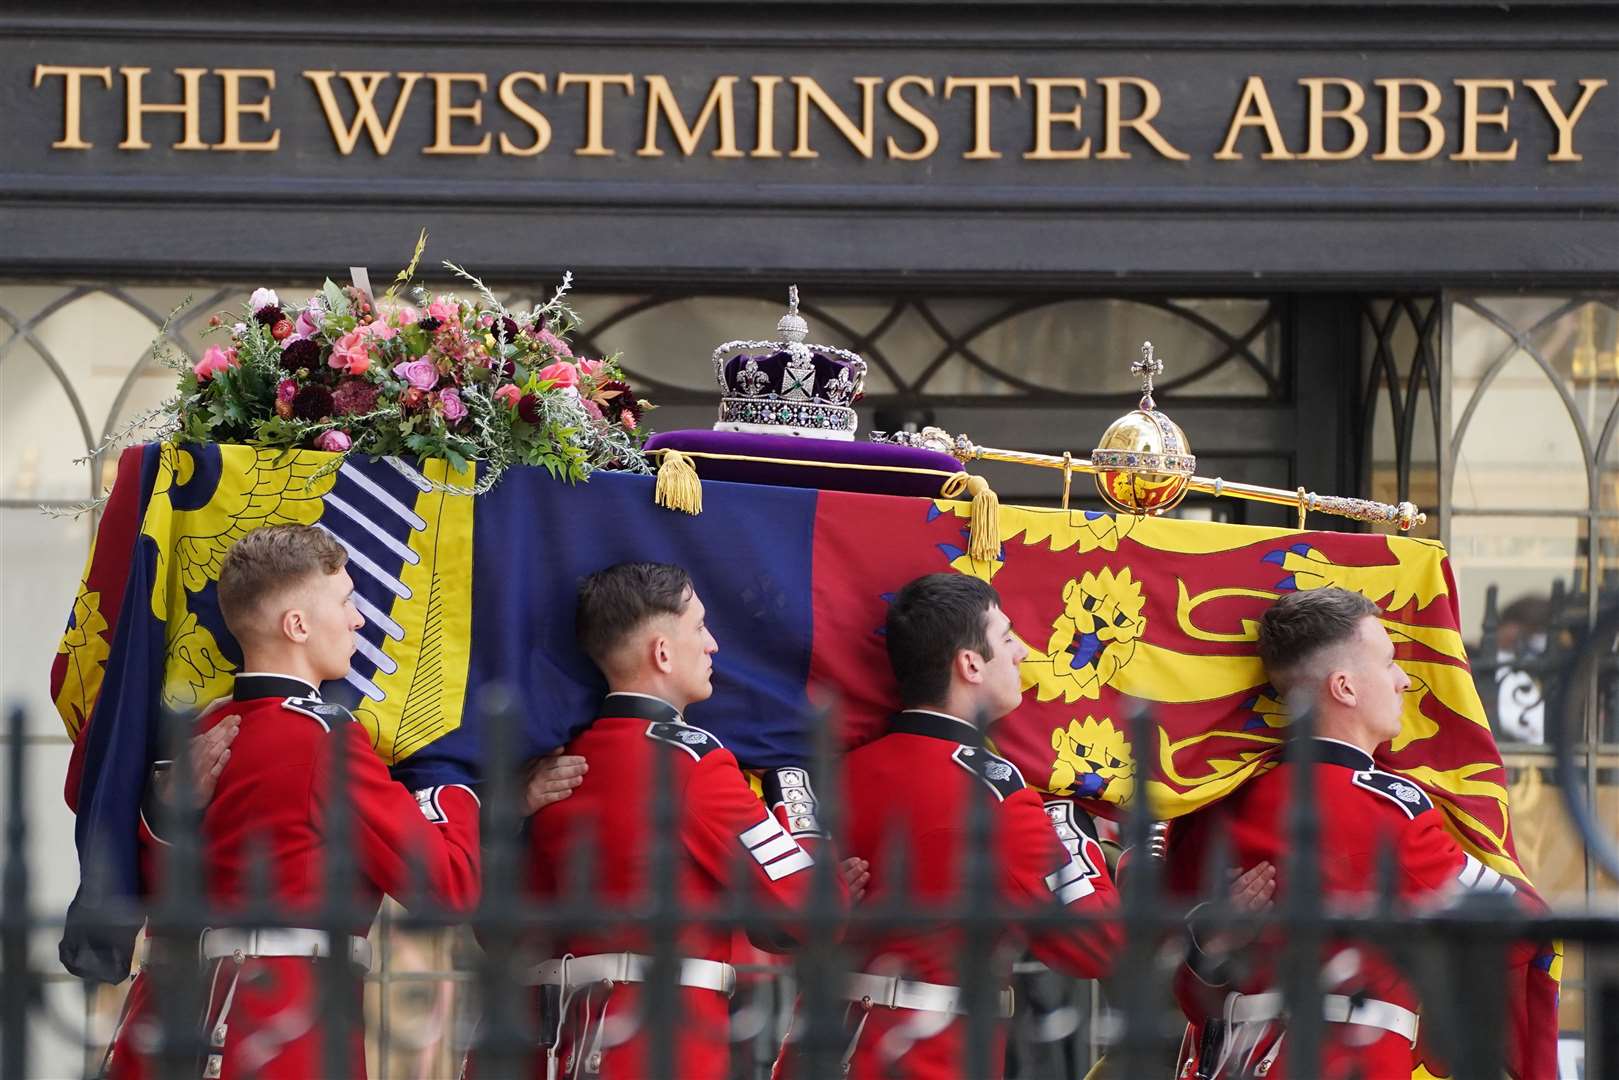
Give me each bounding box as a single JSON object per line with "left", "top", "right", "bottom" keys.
{"left": 645, "top": 429, "right": 963, "bottom": 498}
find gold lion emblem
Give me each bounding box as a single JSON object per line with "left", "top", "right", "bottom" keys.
{"left": 1048, "top": 716, "right": 1135, "bottom": 801}
{"left": 1021, "top": 567, "right": 1147, "bottom": 703}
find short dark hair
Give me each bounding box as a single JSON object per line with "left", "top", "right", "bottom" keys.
{"left": 218, "top": 525, "right": 349, "bottom": 639}
{"left": 885, "top": 573, "right": 999, "bottom": 707}
{"left": 576, "top": 562, "right": 694, "bottom": 665}
{"left": 1257, "top": 587, "right": 1381, "bottom": 690}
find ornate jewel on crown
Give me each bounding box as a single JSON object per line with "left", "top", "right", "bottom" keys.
{"left": 711, "top": 286, "right": 868, "bottom": 441}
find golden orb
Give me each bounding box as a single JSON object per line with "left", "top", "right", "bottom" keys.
{"left": 1091, "top": 342, "right": 1196, "bottom": 515}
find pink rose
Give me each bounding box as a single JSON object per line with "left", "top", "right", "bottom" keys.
{"left": 577, "top": 357, "right": 606, "bottom": 379}
{"left": 329, "top": 330, "right": 372, "bottom": 376}
{"left": 362, "top": 320, "right": 397, "bottom": 342}
{"left": 392, "top": 359, "right": 439, "bottom": 390}
{"left": 295, "top": 305, "right": 323, "bottom": 339}
{"left": 387, "top": 305, "right": 420, "bottom": 328}
{"left": 439, "top": 387, "right": 467, "bottom": 422}
{"left": 493, "top": 383, "right": 523, "bottom": 408}
{"left": 193, "top": 345, "right": 238, "bottom": 381}
{"left": 536, "top": 329, "right": 573, "bottom": 359}
{"left": 536, "top": 360, "right": 579, "bottom": 389}
{"left": 427, "top": 297, "right": 459, "bottom": 323}
{"left": 315, "top": 429, "right": 352, "bottom": 453}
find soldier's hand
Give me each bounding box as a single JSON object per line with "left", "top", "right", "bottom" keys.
{"left": 840, "top": 856, "right": 871, "bottom": 904}
{"left": 524, "top": 749, "right": 589, "bottom": 816}
{"left": 1193, "top": 861, "right": 1277, "bottom": 960}
{"left": 1228, "top": 861, "right": 1277, "bottom": 912}
{"left": 153, "top": 717, "right": 240, "bottom": 809}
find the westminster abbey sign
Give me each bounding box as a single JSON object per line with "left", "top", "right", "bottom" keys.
{"left": 3, "top": 4, "right": 1616, "bottom": 283}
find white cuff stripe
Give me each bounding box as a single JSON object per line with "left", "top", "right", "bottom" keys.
{"left": 1045, "top": 858, "right": 1086, "bottom": 891}
{"left": 1055, "top": 876, "right": 1097, "bottom": 905}
{"left": 740, "top": 816, "right": 784, "bottom": 848}
{"left": 750, "top": 833, "right": 800, "bottom": 863}
{"left": 761, "top": 848, "right": 813, "bottom": 881}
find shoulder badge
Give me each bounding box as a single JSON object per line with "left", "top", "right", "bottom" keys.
{"left": 952, "top": 744, "right": 1025, "bottom": 801}
{"left": 645, "top": 720, "right": 724, "bottom": 761}
{"left": 281, "top": 696, "right": 354, "bottom": 732}
{"left": 1351, "top": 769, "right": 1433, "bottom": 819}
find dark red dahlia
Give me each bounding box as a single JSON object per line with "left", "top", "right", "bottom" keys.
{"left": 417, "top": 316, "right": 442, "bottom": 332}
{"left": 517, "top": 393, "right": 541, "bottom": 425}
{"left": 332, "top": 379, "right": 381, "bottom": 416}
{"left": 497, "top": 316, "right": 521, "bottom": 343}
{"left": 254, "top": 304, "right": 283, "bottom": 326}
{"left": 290, "top": 384, "right": 335, "bottom": 421}
{"left": 281, "top": 337, "right": 320, "bottom": 372}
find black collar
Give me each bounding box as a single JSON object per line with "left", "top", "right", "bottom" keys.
{"left": 888, "top": 709, "right": 984, "bottom": 747}
{"left": 597, "top": 692, "right": 683, "bottom": 726}
{"left": 1287, "top": 737, "right": 1376, "bottom": 771}
{"left": 234, "top": 673, "right": 320, "bottom": 702}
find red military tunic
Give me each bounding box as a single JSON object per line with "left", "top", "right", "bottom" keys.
{"left": 519, "top": 692, "right": 841, "bottom": 1080}
{"left": 107, "top": 673, "right": 481, "bottom": 1080}
{"left": 836, "top": 710, "right": 1122, "bottom": 1080}
{"left": 1165, "top": 736, "right": 1550, "bottom": 1080}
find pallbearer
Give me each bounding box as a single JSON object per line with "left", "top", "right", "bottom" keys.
{"left": 1165, "top": 588, "right": 1557, "bottom": 1079}
{"left": 510, "top": 562, "right": 856, "bottom": 1080}
{"left": 823, "top": 573, "right": 1123, "bottom": 1080}
{"left": 108, "top": 525, "right": 490, "bottom": 1079}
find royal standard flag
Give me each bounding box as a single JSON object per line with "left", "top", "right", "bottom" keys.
{"left": 56, "top": 442, "right": 1542, "bottom": 993}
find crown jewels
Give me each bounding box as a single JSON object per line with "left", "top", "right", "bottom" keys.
{"left": 711, "top": 286, "right": 868, "bottom": 440}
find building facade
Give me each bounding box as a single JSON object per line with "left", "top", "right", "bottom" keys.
{"left": 2, "top": 2, "right": 1615, "bottom": 1075}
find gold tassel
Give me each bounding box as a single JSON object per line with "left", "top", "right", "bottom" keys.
{"left": 942, "top": 472, "right": 1001, "bottom": 562}
{"left": 654, "top": 449, "right": 703, "bottom": 515}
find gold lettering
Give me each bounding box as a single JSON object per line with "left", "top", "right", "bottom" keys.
{"left": 303, "top": 71, "right": 424, "bottom": 155}
{"left": 751, "top": 75, "right": 784, "bottom": 158}
{"left": 1523, "top": 78, "right": 1607, "bottom": 162}
{"left": 215, "top": 68, "right": 278, "bottom": 152}
{"left": 943, "top": 76, "right": 1021, "bottom": 160}
{"left": 791, "top": 76, "right": 882, "bottom": 159}
{"left": 885, "top": 75, "right": 938, "bottom": 161}
{"left": 119, "top": 66, "right": 207, "bottom": 151}
{"left": 1373, "top": 78, "right": 1444, "bottom": 161}
{"left": 1096, "top": 76, "right": 1188, "bottom": 160}
{"left": 498, "top": 72, "right": 551, "bottom": 156}
{"left": 1299, "top": 77, "right": 1367, "bottom": 161}
{"left": 1214, "top": 76, "right": 1294, "bottom": 160}
{"left": 557, "top": 73, "right": 635, "bottom": 157}
{"left": 639, "top": 75, "right": 741, "bottom": 158}
{"left": 32, "top": 65, "right": 111, "bottom": 150}
{"left": 1024, "top": 77, "right": 1089, "bottom": 160}
{"left": 1451, "top": 78, "right": 1517, "bottom": 161}
{"left": 424, "top": 72, "right": 491, "bottom": 155}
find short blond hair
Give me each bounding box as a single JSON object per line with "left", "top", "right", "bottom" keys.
{"left": 217, "top": 525, "right": 347, "bottom": 639}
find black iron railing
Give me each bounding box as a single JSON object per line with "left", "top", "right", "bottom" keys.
{"left": 3, "top": 645, "right": 1617, "bottom": 1080}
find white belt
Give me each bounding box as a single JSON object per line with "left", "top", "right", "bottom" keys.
{"left": 199, "top": 928, "right": 374, "bottom": 974}
{"left": 1227, "top": 990, "right": 1420, "bottom": 1045}
{"left": 533, "top": 952, "right": 737, "bottom": 997}
{"left": 846, "top": 972, "right": 1015, "bottom": 1019}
